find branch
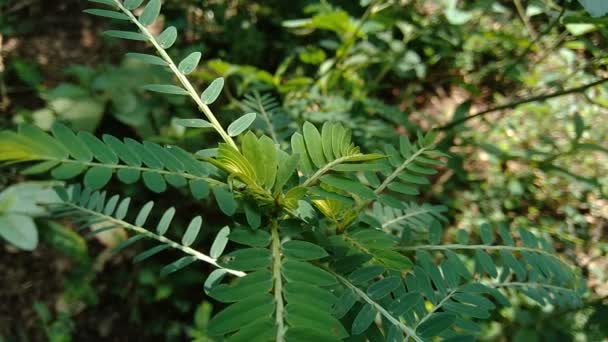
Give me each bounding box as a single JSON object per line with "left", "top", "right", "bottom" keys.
{"left": 271, "top": 219, "right": 286, "bottom": 341}
{"left": 111, "top": 0, "right": 238, "bottom": 150}
{"left": 439, "top": 77, "right": 608, "bottom": 131}
{"left": 63, "top": 202, "right": 245, "bottom": 277}
{"left": 334, "top": 272, "right": 422, "bottom": 342}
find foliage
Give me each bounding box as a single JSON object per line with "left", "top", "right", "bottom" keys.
{"left": 0, "top": 1, "right": 594, "bottom": 341}
{"left": 2, "top": 0, "right": 608, "bottom": 340}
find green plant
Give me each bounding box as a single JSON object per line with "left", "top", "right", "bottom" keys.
{"left": 0, "top": 1, "right": 586, "bottom": 341}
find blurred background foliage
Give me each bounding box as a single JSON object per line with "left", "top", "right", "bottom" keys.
{"left": 0, "top": 0, "right": 607, "bottom": 341}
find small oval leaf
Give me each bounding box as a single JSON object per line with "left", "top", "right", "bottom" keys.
{"left": 182, "top": 216, "right": 202, "bottom": 246}
{"left": 178, "top": 52, "right": 202, "bottom": 75}
{"left": 227, "top": 112, "right": 257, "bottom": 137}
{"left": 200, "top": 77, "right": 224, "bottom": 104}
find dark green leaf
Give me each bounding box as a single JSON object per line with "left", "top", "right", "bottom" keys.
{"left": 160, "top": 256, "right": 197, "bottom": 277}
{"left": 352, "top": 303, "right": 376, "bottom": 335}
{"left": 142, "top": 171, "right": 167, "bottom": 193}
{"left": 229, "top": 228, "right": 271, "bottom": 247}
{"left": 220, "top": 248, "right": 271, "bottom": 271}
{"left": 367, "top": 276, "right": 401, "bottom": 300}
{"left": 189, "top": 179, "right": 209, "bottom": 199}
{"left": 84, "top": 166, "right": 113, "bottom": 189}
{"left": 212, "top": 186, "right": 237, "bottom": 216}
{"left": 52, "top": 123, "right": 92, "bottom": 161}
{"left": 282, "top": 260, "right": 336, "bottom": 285}
{"left": 78, "top": 132, "right": 118, "bottom": 164}
{"left": 417, "top": 313, "right": 456, "bottom": 338}
{"left": 134, "top": 244, "right": 169, "bottom": 263}
{"left": 282, "top": 240, "right": 328, "bottom": 260}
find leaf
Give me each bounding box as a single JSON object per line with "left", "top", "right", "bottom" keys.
{"left": 104, "top": 30, "right": 147, "bottom": 41}
{"left": 282, "top": 240, "right": 328, "bottom": 260}
{"left": 157, "top": 26, "right": 177, "bottom": 49}
{"left": 178, "top": 52, "right": 202, "bottom": 75}
{"left": 229, "top": 228, "right": 271, "bottom": 247}
{"left": 416, "top": 313, "right": 456, "bottom": 338}
{"left": 207, "top": 294, "right": 274, "bottom": 336}
{"left": 333, "top": 289, "right": 357, "bottom": 318}
{"left": 244, "top": 202, "right": 261, "bottom": 229}
{"left": 84, "top": 166, "right": 113, "bottom": 190}
{"left": 274, "top": 153, "right": 299, "bottom": 193}
{"left": 78, "top": 132, "right": 118, "bottom": 164}
{"left": 303, "top": 122, "right": 326, "bottom": 167}
{"left": 139, "top": 0, "right": 161, "bottom": 26}
{"left": 220, "top": 248, "right": 271, "bottom": 271}
{"left": 52, "top": 123, "right": 92, "bottom": 161}
{"left": 160, "top": 256, "right": 197, "bottom": 277}
{"left": 174, "top": 118, "right": 213, "bottom": 128}
{"left": 117, "top": 169, "right": 140, "bottom": 184}
{"left": 578, "top": 0, "right": 608, "bottom": 18}
{"left": 367, "top": 276, "right": 401, "bottom": 300}
{"left": 480, "top": 223, "right": 494, "bottom": 244}
{"left": 227, "top": 113, "right": 257, "bottom": 137}
{"left": 125, "top": 53, "right": 167, "bottom": 66}
{"left": 182, "top": 216, "right": 202, "bottom": 246}
{"left": 212, "top": 186, "right": 237, "bottom": 216}
{"left": 349, "top": 265, "right": 385, "bottom": 285}
{"left": 475, "top": 249, "right": 497, "bottom": 278}
{"left": 124, "top": 0, "right": 144, "bottom": 9}
{"left": 200, "top": 78, "right": 224, "bottom": 105}
{"left": 156, "top": 207, "right": 175, "bottom": 235}
{"left": 282, "top": 260, "right": 336, "bottom": 285}
{"left": 142, "top": 84, "right": 188, "bottom": 95}
{"left": 189, "top": 180, "right": 210, "bottom": 200}
{"left": 135, "top": 201, "right": 154, "bottom": 226}
{"left": 291, "top": 133, "right": 313, "bottom": 175}
{"left": 83, "top": 9, "right": 129, "bottom": 20}
{"left": 0, "top": 215, "right": 38, "bottom": 251}
{"left": 51, "top": 164, "right": 87, "bottom": 179}
{"left": 320, "top": 175, "right": 376, "bottom": 200}
{"left": 134, "top": 244, "right": 169, "bottom": 263}
{"left": 115, "top": 197, "right": 131, "bottom": 219}
{"left": 210, "top": 226, "right": 230, "bottom": 258}
{"left": 103, "top": 135, "right": 141, "bottom": 166}
{"left": 352, "top": 303, "right": 376, "bottom": 335}
{"left": 142, "top": 171, "right": 167, "bottom": 193}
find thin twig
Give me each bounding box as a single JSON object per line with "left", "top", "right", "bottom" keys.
{"left": 439, "top": 77, "right": 608, "bottom": 130}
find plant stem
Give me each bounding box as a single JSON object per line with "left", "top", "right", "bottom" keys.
{"left": 112, "top": 0, "right": 238, "bottom": 150}
{"left": 334, "top": 273, "right": 422, "bottom": 342}
{"left": 65, "top": 202, "right": 246, "bottom": 277}
{"left": 396, "top": 243, "right": 567, "bottom": 264}
{"left": 271, "top": 219, "right": 286, "bottom": 341}
{"left": 439, "top": 77, "right": 608, "bottom": 130}
{"left": 37, "top": 157, "right": 226, "bottom": 186}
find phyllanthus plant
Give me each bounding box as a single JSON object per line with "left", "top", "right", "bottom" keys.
{"left": 0, "top": 1, "right": 584, "bottom": 341}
